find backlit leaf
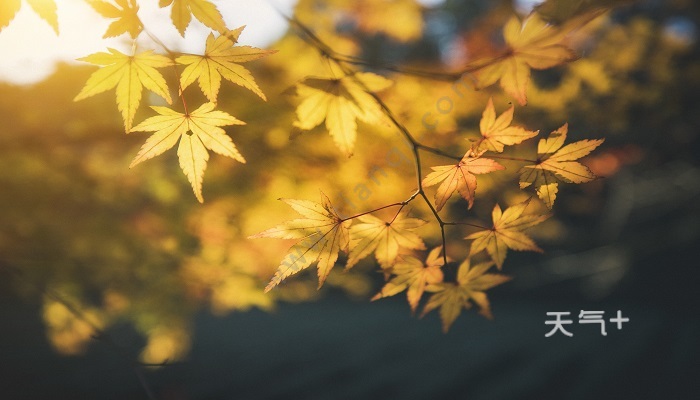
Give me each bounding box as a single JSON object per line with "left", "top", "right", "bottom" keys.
{"left": 74, "top": 49, "right": 173, "bottom": 132}
{"left": 176, "top": 30, "right": 275, "bottom": 102}
{"left": 421, "top": 258, "right": 511, "bottom": 332}
{"left": 293, "top": 72, "right": 392, "bottom": 157}
{"left": 422, "top": 149, "right": 504, "bottom": 211}
{"left": 129, "top": 102, "right": 246, "bottom": 202}
{"left": 519, "top": 123, "right": 604, "bottom": 208}
{"left": 470, "top": 13, "right": 577, "bottom": 105}
{"left": 371, "top": 247, "right": 447, "bottom": 313}
{"left": 1, "top": 0, "right": 58, "bottom": 34}
{"left": 159, "top": 0, "right": 227, "bottom": 36}
{"left": 346, "top": 212, "right": 426, "bottom": 269}
{"left": 465, "top": 199, "right": 548, "bottom": 269}
{"left": 249, "top": 193, "right": 351, "bottom": 292}
{"left": 87, "top": 0, "right": 142, "bottom": 38}
{"left": 475, "top": 97, "right": 538, "bottom": 153}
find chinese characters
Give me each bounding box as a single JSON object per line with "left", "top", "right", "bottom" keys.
{"left": 545, "top": 310, "right": 629, "bottom": 337}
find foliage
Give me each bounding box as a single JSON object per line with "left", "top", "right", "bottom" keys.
{"left": 2, "top": 0, "right": 679, "bottom": 370}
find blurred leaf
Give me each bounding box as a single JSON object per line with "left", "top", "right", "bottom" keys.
{"left": 293, "top": 72, "right": 392, "bottom": 157}
{"left": 87, "top": 0, "right": 142, "bottom": 38}
{"left": 159, "top": 0, "right": 227, "bottom": 36}
{"left": 535, "top": 0, "right": 632, "bottom": 24}
{"left": 0, "top": 0, "right": 58, "bottom": 34}
{"left": 471, "top": 13, "right": 577, "bottom": 105}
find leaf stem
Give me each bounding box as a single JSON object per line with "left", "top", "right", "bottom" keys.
{"left": 487, "top": 154, "right": 538, "bottom": 163}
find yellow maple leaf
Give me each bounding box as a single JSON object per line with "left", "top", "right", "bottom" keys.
{"left": 465, "top": 199, "right": 549, "bottom": 269}
{"left": 159, "top": 0, "right": 227, "bottom": 36}
{"left": 346, "top": 212, "right": 426, "bottom": 269}
{"left": 249, "top": 193, "right": 351, "bottom": 292}
{"left": 86, "top": 0, "right": 142, "bottom": 39}
{"left": 129, "top": 102, "right": 246, "bottom": 203}
{"left": 422, "top": 149, "right": 504, "bottom": 211}
{"left": 421, "top": 258, "right": 511, "bottom": 332}
{"left": 1, "top": 0, "right": 58, "bottom": 34}
{"left": 472, "top": 13, "right": 577, "bottom": 105}
{"left": 293, "top": 72, "right": 392, "bottom": 157}
{"left": 74, "top": 49, "right": 173, "bottom": 132}
{"left": 176, "top": 31, "right": 275, "bottom": 103}
{"left": 519, "top": 123, "right": 604, "bottom": 209}
{"left": 475, "top": 97, "right": 538, "bottom": 153}
{"left": 371, "top": 246, "right": 447, "bottom": 313}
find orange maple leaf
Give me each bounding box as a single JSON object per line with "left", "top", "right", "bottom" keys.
{"left": 519, "top": 123, "right": 604, "bottom": 209}
{"left": 475, "top": 97, "right": 538, "bottom": 153}
{"left": 371, "top": 246, "right": 447, "bottom": 313}
{"left": 422, "top": 149, "right": 504, "bottom": 211}
{"left": 421, "top": 258, "right": 511, "bottom": 332}
{"left": 465, "top": 199, "right": 548, "bottom": 269}
{"left": 346, "top": 212, "right": 426, "bottom": 269}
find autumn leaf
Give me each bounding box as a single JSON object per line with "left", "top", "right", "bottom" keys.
{"left": 465, "top": 199, "right": 548, "bottom": 269}
{"left": 519, "top": 123, "right": 604, "bottom": 208}
{"left": 249, "top": 193, "right": 351, "bottom": 292}
{"left": 1, "top": 0, "right": 58, "bottom": 34}
{"left": 129, "top": 102, "right": 246, "bottom": 203}
{"left": 176, "top": 30, "right": 275, "bottom": 103}
{"left": 422, "top": 149, "right": 504, "bottom": 211}
{"left": 87, "top": 0, "right": 142, "bottom": 39}
{"left": 471, "top": 13, "right": 577, "bottom": 105}
{"left": 421, "top": 258, "right": 511, "bottom": 332}
{"left": 159, "top": 0, "right": 227, "bottom": 36}
{"left": 475, "top": 97, "right": 538, "bottom": 153}
{"left": 74, "top": 49, "right": 173, "bottom": 132}
{"left": 371, "top": 246, "right": 447, "bottom": 313}
{"left": 346, "top": 212, "right": 426, "bottom": 269}
{"left": 293, "top": 72, "right": 392, "bottom": 157}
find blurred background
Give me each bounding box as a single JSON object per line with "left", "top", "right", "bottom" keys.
{"left": 0, "top": 0, "right": 699, "bottom": 399}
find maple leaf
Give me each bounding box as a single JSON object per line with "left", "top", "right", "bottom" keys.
{"left": 74, "top": 49, "right": 173, "bottom": 132}
{"left": 176, "top": 31, "right": 275, "bottom": 103}
{"left": 249, "top": 193, "right": 351, "bottom": 292}
{"left": 465, "top": 199, "right": 549, "bottom": 269}
{"left": 159, "top": 0, "right": 227, "bottom": 36}
{"left": 471, "top": 13, "right": 577, "bottom": 105}
{"left": 129, "top": 102, "right": 246, "bottom": 203}
{"left": 371, "top": 247, "right": 447, "bottom": 313}
{"left": 346, "top": 212, "right": 426, "bottom": 269}
{"left": 475, "top": 97, "right": 538, "bottom": 153}
{"left": 519, "top": 123, "right": 604, "bottom": 209}
{"left": 87, "top": 0, "right": 142, "bottom": 39}
{"left": 422, "top": 149, "right": 504, "bottom": 211}
{"left": 421, "top": 258, "right": 511, "bottom": 332}
{"left": 293, "top": 72, "right": 392, "bottom": 157}
{"left": 1, "top": 0, "right": 58, "bottom": 34}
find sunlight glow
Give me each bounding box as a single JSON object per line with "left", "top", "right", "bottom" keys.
{"left": 0, "top": 0, "right": 296, "bottom": 85}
